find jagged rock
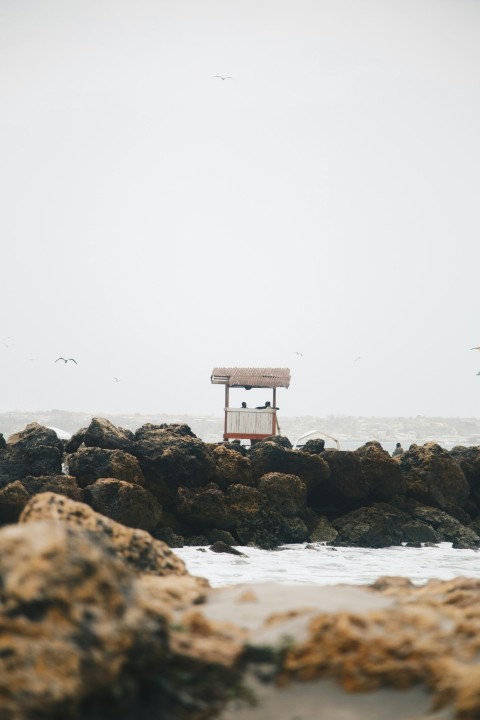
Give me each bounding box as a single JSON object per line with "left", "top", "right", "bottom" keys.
{"left": 68, "top": 447, "right": 146, "bottom": 488}
{"left": 19, "top": 493, "right": 187, "bottom": 576}
{"left": 226, "top": 484, "right": 287, "bottom": 549}
{"left": 133, "top": 424, "right": 216, "bottom": 504}
{"left": 319, "top": 450, "right": 370, "bottom": 511}
{"left": 84, "top": 478, "right": 162, "bottom": 532}
{"left": 0, "top": 423, "right": 63, "bottom": 485}
{"left": 225, "top": 440, "right": 248, "bottom": 456}
{"left": 83, "top": 417, "right": 136, "bottom": 452}
{"left": 21, "top": 474, "right": 84, "bottom": 501}
{"left": 331, "top": 504, "right": 407, "bottom": 547}
{"left": 258, "top": 472, "right": 307, "bottom": 517}
{"left": 174, "top": 483, "right": 232, "bottom": 530}
{"left": 356, "top": 441, "right": 406, "bottom": 502}
{"left": 64, "top": 426, "right": 87, "bottom": 453}
{"left": 395, "top": 442, "right": 469, "bottom": 516}
{"left": 212, "top": 444, "right": 254, "bottom": 490}
{"left": 210, "top": 541, "right": 245, "bottom": 556}
{"left": 250, "top": 439, "right": 329, "bottom": 499}
{"left": 184, "top": 534, "right": 210, "bottom": 546}
{"left": 152, "top": 526, "right": 185, "bottom": 547}
{"left": 0, "top": 433, "right": 6, "bottom": 450}
{"left": 262, "top": 435, "right": 293, "bottom": 449}
{"left": 410, "top": 503, "right": 480, "bottom": 549}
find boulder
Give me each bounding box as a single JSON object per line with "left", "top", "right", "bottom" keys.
{"left": 173, "top": 483, "right": 232, "bottom": 530}
{"left": 400, "top": 519, "right": 439, "bottom": 544}
{"left": 396, "top": 442, "right": 469, "bottom": 517}
{"left": 356, "top": 441, "right": 406, "bottom": 502}
{"left": 450, "top": 445, "right": 480, "bottom": 510}
{"left": 68, "top": 447, "right": 146, "bottom": 488}
{"left": 302, "top": 438, "right": 325, "bottom": 454}
{"left": 83, "top": 416, "right": 136, "bottom": 452}
{"left": 258, "top": 472, "right": 307, "bottom": 517}
{"left": 212, "top": 444, "right": 254, "bottom": 490}
{"left": 21, "top": 474, "right": 84, "bottom": 502}
{"left": 19, "top": 493, "right": 187, "bottom": 576}
{"left": 133, "top": 424, "right": 216, "bottom": 504}
{"left": 318, "top": 450, "right": 370, "bottom": 512}
{"left": 0, "top": 433, "right": 6, "bottom": 450}
{"left": 250, "top": 439, "right": 329, "bottom": 499}
{"left": 64, "top": 426, "right": 87, "bottom": 453}
{"left": 0, "top": 480, "right": 30, "bottom": 523}
{"left": 410, "top": 503, "right": 480, "bottom": 549}
{"left": 225, "top": 484, "right": 296, "bottom": 549}
{"left": 209, "top": 540, "right": 245, "bottom": 556}
{"left": 309, "top": 515, "right": 339, "bottom": 543}
{"left": 0, "top": 423, "right": 63, "bottom": 485}
{"left": 84, "top": 478, "right": 162, "bottom": 532}
{"left": 332, "top": 504, "right": 408, "bottom": 547}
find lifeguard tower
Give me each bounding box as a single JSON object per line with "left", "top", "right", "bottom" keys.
{"left": 211, "top": 367, "right": 291, "bottom": 442}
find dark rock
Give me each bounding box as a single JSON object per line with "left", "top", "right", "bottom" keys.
{"left": 257, "top": 472, "right": 307, "bottom": 517}
{"left": 332, "top": 504, "right": 408, "bottom": 548}
{"left": 83, "top": 417, "right": 135, "bottom": 452}
{"left": 356, "top": 442, "right": 406, "bottom": 502}
{"left": 0, "top": 480, "right": 30, "bottom": 523}
{"left": 302, "top": 438, "right": 325, "bottom": 454}
{"left": 68, "top": 447, "right": 146, "bottom": 488}
{"left": 309, "top": 515, "right": 339, "bottom": 543}
{"left": 450, "top": 445, "right": 480, "bottom": 510}
{"left": 401, "top": 519, "right": 439, "bottom": 543}
{"left": 396, "top": 442, "right": 469, "bottom": 516}
{"left": 174, "top": 484, "right": 232, "bottom": 530}
{"left": 184, "top": 535, "right": 210, "bottom": 546}
{"left": 84, "top": 478, "right": 162, "bottom": 532}
{"left": 64, "top": 427, "right": 87, "bottom": 453}
{"left": 209, "top": 541, "right": 245, "bottom": 556}
{"left": 411, "top": 504, "right": 480, "bottom": 548}
{"left": 226, "top": 440, "right": 248, "bottom": 456}
{"left": 136, "top": 422, "right": 197, "bottom": 439}
{"left": 152, "top": 527, "right": 185, "bottom": 547}
{"left": 21, "top": 474, "right": 84, "bottom": 502}
{"left": 250, "top": 439, "right": 329, "bottom": 499}
{"left": 0, "top": 433, "right": 6, "bottom": 450}
{"left": 319, "top": 450, "right": 369, "bottom": 511}
{"left": 226, "top": 484, "right": 283, "bottom": 549}
{"left": 0, "top": 423, "right": 63, "bottom": 485}
{"left": 208, "top": 529, "right": 238, "bottom": 545}
{"left": 133, "top": 425, "right": 216, "bottom": 504}
{"left": 213, "top": 445, "right": 254, "bottom": 490}
{"left": 261, "top": 435, "right": 293, "bottom": 449}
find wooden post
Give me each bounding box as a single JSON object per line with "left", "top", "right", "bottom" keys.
{"left": 224, "top": 384, "right": 229, "bottom": 438}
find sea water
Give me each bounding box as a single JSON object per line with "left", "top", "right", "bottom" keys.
{"left": 176, "top": 542, "right": 480, "bottom": 588}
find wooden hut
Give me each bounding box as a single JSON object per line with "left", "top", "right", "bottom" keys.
{"left": 211, "top": 367, "right": 291, "bottom": 442}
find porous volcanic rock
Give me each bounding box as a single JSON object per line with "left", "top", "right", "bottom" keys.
{"left": 84, "top": 478, "right": 162, "bottom": 532}
{"left": 21, "top": 474, "right": 84, "bottom": 501}
{"left": 319, "top": 450, "right": 370, "bottom": 512}
{"left": 249, "top": 439, "right": 329, "bottom": 499}
{"left": 410, "top": 503, "right": 480, "bottom": 549}
{"left": 331, "top": 503, "right": 407, "bottom": 547}
{"left": 20, "top": 493, "right": 187, "bottom": 576}
{"left": 309, "top": 515, "right": 339, "bottom": 543}
{"left": 133, "top": 424, "right": 216, "bottom": 504}
{"left": 302, "top": 438, "right": 326, "bottom": 454}
{"left": 395, "top": 442, "right": 469, "bottom": 517}
{"left": 258, "top": 472, "right": 307, "bottom": 517}
{"left": 174, "top": 483, "right": 232, "bottom": 531}
{"left": 356, "top": 441, "right": 406, "bottom": 502}
{"left": 0, "top": 519, "right": 232, "bottom": 720}
{"left": 68, "top": 446, "right": 146, "bottom": 488}
{"left": 64, "top": 426, "right": 87, "bottom": 453}
{"left": 83, "top": 416, "right": 136, "bottom": 452}
{"left": 212, "top": 444, "right": 254, "bottom": 490}
{"left": 0, "top": 423, "right": 63, "bottom": 485}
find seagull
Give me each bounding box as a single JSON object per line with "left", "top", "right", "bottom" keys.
{"left": 355, "top": 356, "right": 362, "bottom": 362}
{"left": 212, "top": 75, "right": 232, "bottom": 80}
{"left": 294, "top": 351, "right": 303, "bottom": 357}
{"left": 55, "top": 357, "right": 77, "bottom": 364}
{"left": 113, "top": 377, "right": 120, "bottom": 383}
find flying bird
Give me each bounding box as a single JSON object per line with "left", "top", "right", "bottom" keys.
{"left": 355, "top": 356, "right": 362, "bottom": 362}
{"left": 294, "top": 351, "right": 303, "bottom": 357}
{"left": 113, "top": 377, "right": 120, "bottom": 383}
{"left": 55, "top": 357, "right": 77, "bottom": 364}
{"left": 212, "top": 75, "right": 232, "bottom": 80}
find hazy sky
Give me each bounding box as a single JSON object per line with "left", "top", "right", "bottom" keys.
{"left": 1, "top": 0, "right": 480, "bottom": 418}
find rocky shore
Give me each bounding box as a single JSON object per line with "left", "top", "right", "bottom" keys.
{"left": 2, "top": 419, "right": 480, "bottom": 718}
{"left": 2, "top": 417, "right": 480, "bottom": 550}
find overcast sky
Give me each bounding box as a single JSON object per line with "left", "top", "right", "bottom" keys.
{"left": 1, "top": 0, "right": 480, "bottom": 418}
